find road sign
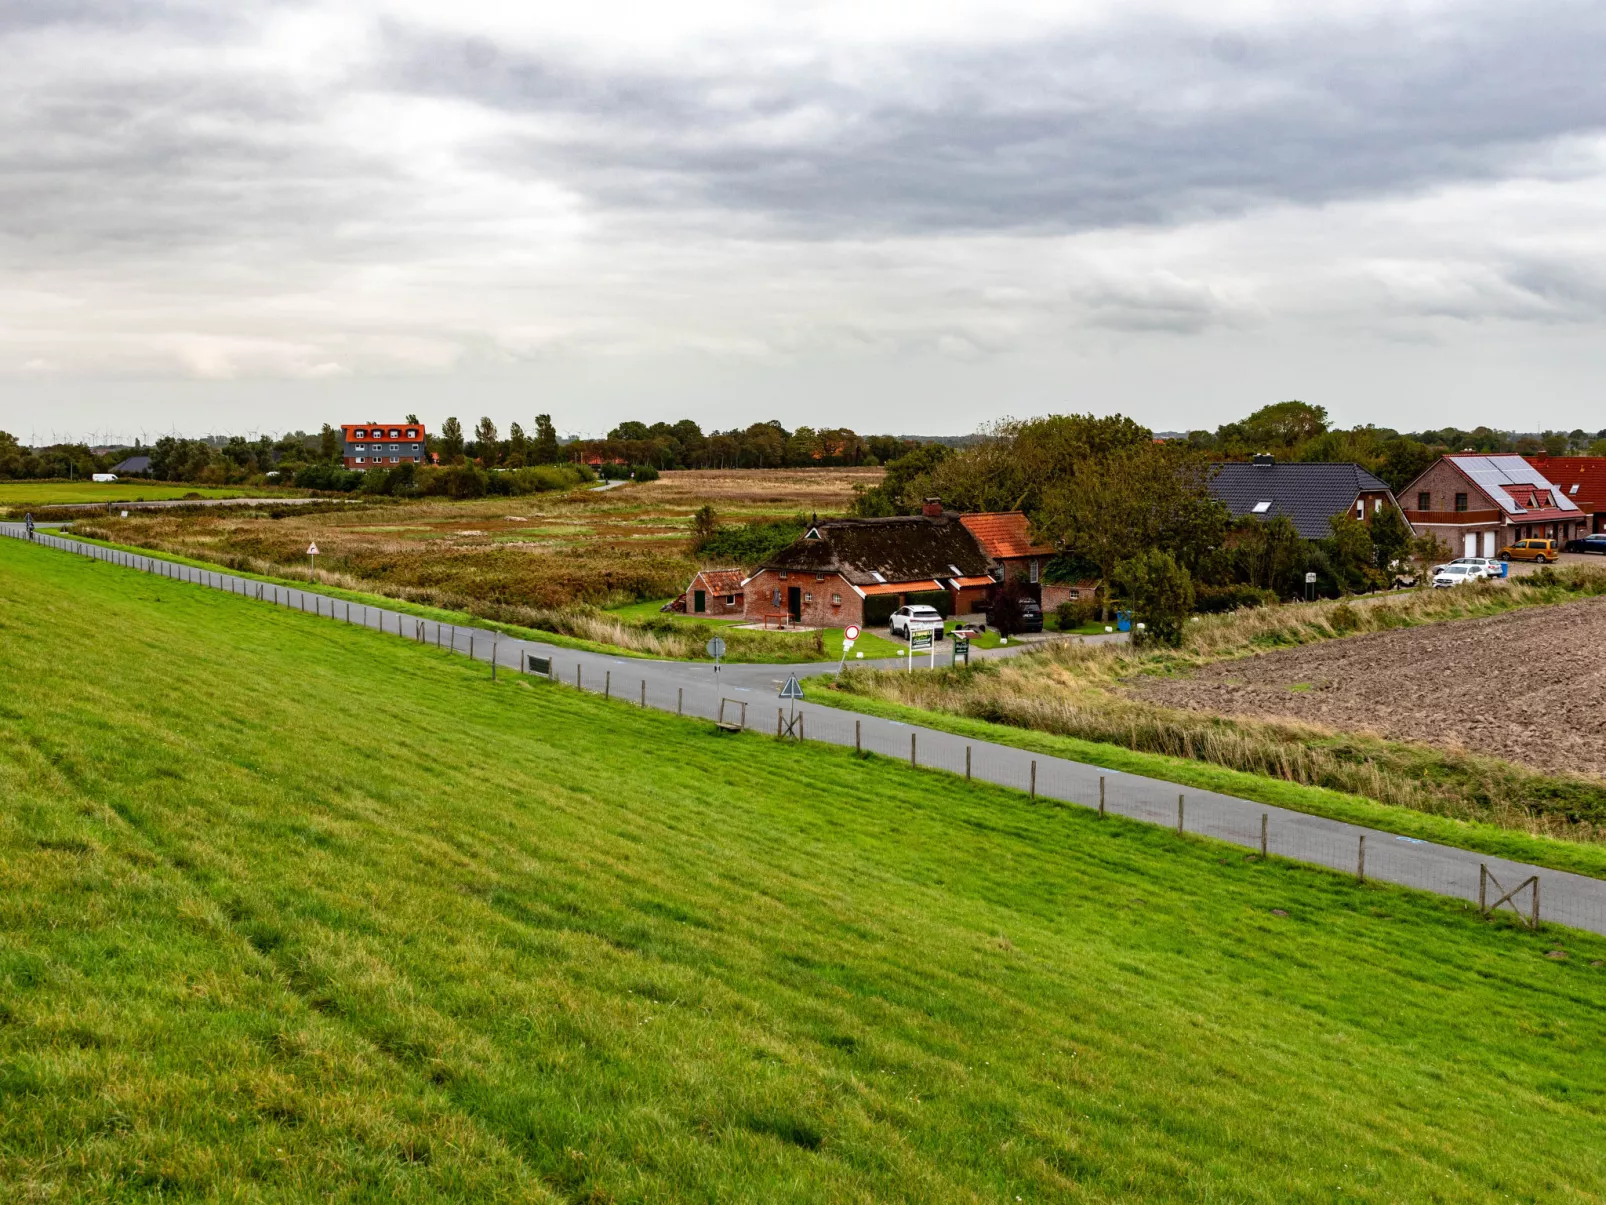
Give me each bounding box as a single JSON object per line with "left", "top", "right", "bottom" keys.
{"left": 910, "top": 629, "right": 934, "bottom": 653}
{"left": 1304, "top": 571, "right": 1317, "bottom": 583}
{"left": 705, "top": 636, "right": 726, "bottom": 658}
{"left": 779, "top": 675, "right": 805, "bottom": 700}
{"left": 308, "top": 542, "right": 320, "bottom": 556}
{"left": 844, "top": 624, "right": 861, "bottom": 641}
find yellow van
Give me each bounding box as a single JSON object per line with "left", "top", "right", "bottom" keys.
{"left": 1500, "top": 539, "right": 1559, "bottom": 563}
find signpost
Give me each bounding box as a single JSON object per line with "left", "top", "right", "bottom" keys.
{"left": 952, "top": 627, "right": 974, "bottom": 667}
{"left": 707, "top": 636, "right": 726, "bottom": 716}
{"left": 1305, "top": 570, "right": 1317, "bottom": 602}
{"left": 307, "top": 541, "right": 320, "bottom": 581}
{"left": 838, "top": 623, "right": 860, "bottom": 671}
{"left": 908, "top": 621, "right": 939, "bottom": 670}
{"left": 779, "top": 674, "right": 804, "bottom": 738}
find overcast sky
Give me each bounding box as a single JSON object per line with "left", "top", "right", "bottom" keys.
{"left": 3, "top": 0, "right": 1604, "bottom": 444}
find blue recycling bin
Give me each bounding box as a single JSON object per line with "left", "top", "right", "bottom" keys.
{"left": 1116, "top": 610, "right": 1132, "bottom": 633}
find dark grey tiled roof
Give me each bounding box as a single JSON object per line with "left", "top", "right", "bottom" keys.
{"left": 1209, "top": 461, "right": 1393, "bottom": 540}
{"left": 112, "top": 455, "right": 151, "bottom": 473}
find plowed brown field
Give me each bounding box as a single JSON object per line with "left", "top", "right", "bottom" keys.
{"left": 1130, "top": 595, "right": 1606, "bottom": 778}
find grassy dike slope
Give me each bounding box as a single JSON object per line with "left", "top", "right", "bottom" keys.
{"left": 2, "top": 539, "right": 1605, "bottom": 1203}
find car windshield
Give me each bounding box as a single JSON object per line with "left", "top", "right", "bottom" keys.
{"left": 1444, "top": 566, "right": 1467, "bottom": 574}
{"left": 909, "top": 607, "right": 939, "bottom": 616}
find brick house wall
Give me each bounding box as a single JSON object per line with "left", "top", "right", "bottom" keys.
{"left": 743, "top": 568, "right": 864, "bottom": 629}
{"left": 687, "top": 571, "right": 745, "bottom": 616}
{"left": 1400, "top": 461, "right": 1508, "bottom": 557}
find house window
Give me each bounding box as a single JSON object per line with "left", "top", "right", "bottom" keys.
{"left": 1454, "top": 493, "right": 1468, "bottom": 512}
{"left": 1374, "top": 498, "right": 1383, "bottom": 514}
{"left": 778, "top": 572, "right": 788, "bottom": 580}
{"left": 355, "top": 457, "right": 364, "bottom": 463}
{"left": 724, "top": 594, "right": 735, "bottom": 605}
{"left": 389, "top": 429, "right": 400, "bottom": 437}
{"left": 1355, "top": 500, "right": 1364, "bottom": 520}
{"left": 831, "top": 593, "right": 841, "bottom": 606}
{"left": 815, "top": 574, "right": 824, "bottom": 582}
{"left": 354, "top": 429, "right": 366, "bottom": 438}
{"left": 773, "top": 589, "right": 783, "bottom": 606}
{"left": 804, "top": 592, "right": 813, "bottom": 603}
{"left": 1418, "top": 491, "right": 1430, "bottom": 510}
{"left": 1029, "top": 559, "right": 1040, "bottom": 584}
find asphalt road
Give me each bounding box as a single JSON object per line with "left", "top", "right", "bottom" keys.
{"left": 9, "top": 522, "right": 1605, "bottom": 937}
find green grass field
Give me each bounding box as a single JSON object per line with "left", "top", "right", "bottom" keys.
{"left": 0, "top": 481, "right": 278, "bottom": 507}
{"left": 4, "top": 537, "right": 1606, "bottom": 1202}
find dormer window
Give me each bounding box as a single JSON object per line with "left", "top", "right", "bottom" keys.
{"left": 353, "top": 428, "right": 367, "bottom": 438}
{"left": 1571, "top": 483, "right": 1580, "bottom": 495}
{"left": 1251, "top": 500, "right": 1272, "bottom": 514}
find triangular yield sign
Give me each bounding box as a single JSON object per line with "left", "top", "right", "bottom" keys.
{"left": 778, "top": 675, "right": 804, "bottom": 700}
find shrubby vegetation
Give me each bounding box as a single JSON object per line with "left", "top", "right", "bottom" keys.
{"left": 294, "top": 461, "right": 593, "bottom": 497}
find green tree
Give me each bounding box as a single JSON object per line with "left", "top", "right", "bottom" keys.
{"left": 1322, "top": 514, "right": 1376, "bottom": 592}
{"left": 439, "top": 417, "right": 465, "bottom": 462}
{"left": 1377, "top": 438, "right": 1436, "bottom": 493}
{"left": 1113, "top": 548, "right": 1195, "bottom": 647}
{"left": 533, "top": 414, "right": 560, "bottom": 464}
{"left": 319, "top": 423, "right": 340, "bottom": 463}
{"left": 1406, "top": 531, "right": 1451, "bottom": 586}
{"left": 473, "top": 417, "right": 499, "bottom": 463}
{"left": 506, "top": 421, "right": 528, "bottom": 467}
{"left": 689, "top": 504, "right": 719, "bottom": 551}
{"left": 1368, "top": 506, "right": 1412, "bottom": 574}
{"left": 405, "top": 413, "right": 420, "bottom": 424}
{"left": 1035, "top": 444, "right": 1218, "bottom": 620}
{"left": 1240, "top": 400, "right": 1329, "bottom": 451}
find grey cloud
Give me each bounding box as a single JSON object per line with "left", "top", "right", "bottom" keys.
{"left": 382, "top": 4, "right": 1606, "bottom": 235}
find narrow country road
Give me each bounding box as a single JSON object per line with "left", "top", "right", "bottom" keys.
{"left": 7, "top": 523, "right": 1604, "bottom": 937}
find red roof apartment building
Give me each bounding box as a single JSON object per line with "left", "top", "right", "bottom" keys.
{"left": 341, "top": 422, "right": 428, "bottom": 469}
{"left": 1398, "top": 453, "right": 1586, "bottom": 558}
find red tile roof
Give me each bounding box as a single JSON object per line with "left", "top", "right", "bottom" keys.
{"left": 1526, "top": 456, "right": 1606, "bottom": 512}
{"left": 861, "top": 579, "right": 944, "bottom": 596}
{"left": 959, "top": 511, "right": 1053, "bottom": 560}
{"left": 692, "top": 569, "right": 746, "bottom": 595}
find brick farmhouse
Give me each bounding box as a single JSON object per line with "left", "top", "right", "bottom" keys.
{"left": 681, "top": 568, "right": 746, "bottom": 616}
{"left": 1399, "top": 454, "right": 1586, "bottom": 558}
{"left": 740, "top": 500, "right": 1006, "bottom": 629}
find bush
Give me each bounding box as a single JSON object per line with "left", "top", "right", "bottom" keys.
{"left": 1113, "top": 548, "right": 1195, "bottom": 647}
{"left": 1194, "top": 584, "right": 1277, "bottom": 614}
{"left": 293, "top": 463, "right": 363, "bottom": 492}
{"left": 699, "top": 517, "right": 808, "bottom": 565}
{"left": 905, "top": 589, "right": 952, "bottom": 618}
{"left": 1055, "top": 599, "right": 1100, "bottom": 629}
{"left": 632, "top": 463, "right": 660, "bottom": 482}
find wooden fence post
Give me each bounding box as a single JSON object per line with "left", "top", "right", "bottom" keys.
{"left": 965, "top": 746, "right": 971, "bottom": 781}
{"left": 677, "top": 687, "right": 683, "bottom": 715}
{"left": 799, "top": 713, "right": 804, "bottom": 741}
{"left": 1177, "top": 794, "right": 1184, "bottom": 834}
{"left": 1099, "top": 776, "right": 1106, "bottom": 818}
{"left": 470, "top": 635, "right": 474, "bottom": 661}
{"left": 576, "top": 664, "right": 581, "bottom": 689}
{"left": 640, "top": 679, "right": 646, "bottom": 707}
{"left": 1532, "top": 877, "right": 1541, "bottom": 930}
{"left": 1260, "top": 813, "right": 1268, "bottom": 859}
{"left": 491, "top": 642, "right": 498, "bottom": 681}
{"left": 777, "top": 708, "right": 784, "bottom": 738}
{"left": 1030, "top": 761, "right": 1037, "bottom": 800}
{"left": 910, "top": 733, "right": 916, "bottom": 768}
{"left": 855, "top": 720, "right": 861, "bottom": 755}
{"left": 1356, "top": 834, "right": 1366, "bottom": 883}
{"left": 604, "top": 670, "right": 611, "bottom": 699}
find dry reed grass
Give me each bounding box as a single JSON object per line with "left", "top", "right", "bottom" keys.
{"left": 837, "top": 569, "right": 1606, "bottom": 840}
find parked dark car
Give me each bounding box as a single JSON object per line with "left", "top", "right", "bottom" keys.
{"left": 1016, "top": 599, "right": 1045, "bottom": 633}
{"left": 1564, "top": 534, "right": 1606, "bottom": 555}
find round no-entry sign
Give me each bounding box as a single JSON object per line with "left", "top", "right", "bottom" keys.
{"left": 843, "top": 624, "right": 861, "bottom": 641}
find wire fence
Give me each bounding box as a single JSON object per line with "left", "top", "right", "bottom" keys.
{"left": 9, "top": 523, "right": 1606, "bottom": 939}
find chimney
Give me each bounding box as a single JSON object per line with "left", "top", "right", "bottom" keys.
{"left": 922, "top": 497, "right": 943, "bottom": 518}
{"left": 1251, "top": 453, "right": 1275, "bottom": 467}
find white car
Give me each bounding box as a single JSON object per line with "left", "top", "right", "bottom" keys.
{"left": 889, "top": 604, "right": 945, "bottom": 640}
{"left": 1432, "top": 557, "right": 1501, "bottom": 579}
{"left": 1431, "top": 564, "right": 1484, "bottom": 588}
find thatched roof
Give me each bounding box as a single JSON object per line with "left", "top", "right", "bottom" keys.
{"left": 758, "top": 514, "right": 994, "bottom": 587}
